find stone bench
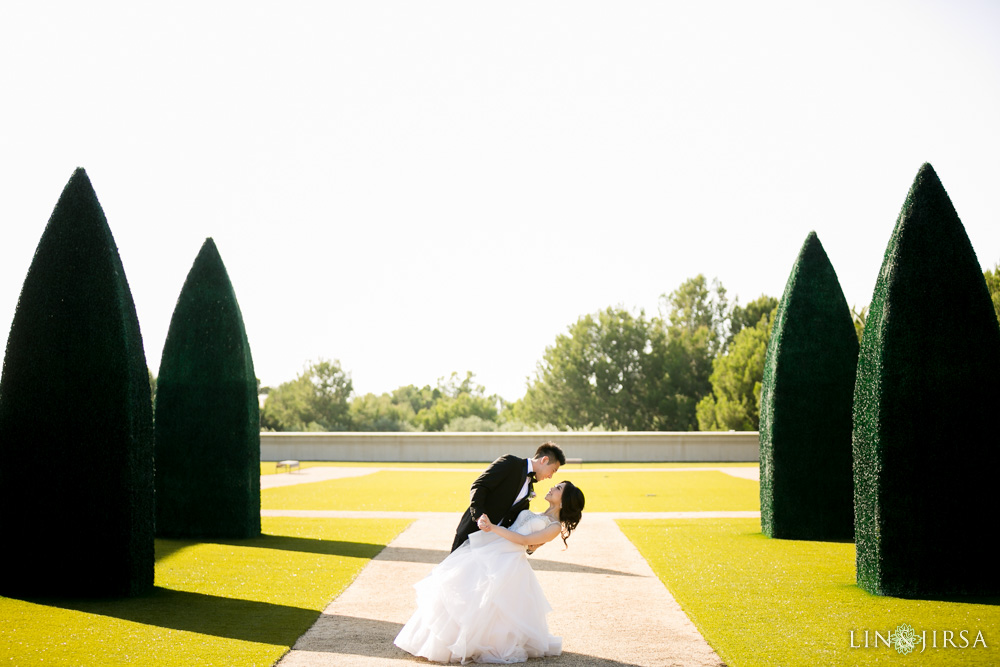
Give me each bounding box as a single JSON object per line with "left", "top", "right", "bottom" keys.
{"left": 275, "top": 459, "right": 300, "bottom": 474}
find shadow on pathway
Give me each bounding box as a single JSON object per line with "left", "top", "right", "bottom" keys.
{"left": 376, "top": 544, "right": 640, "bottom": 578}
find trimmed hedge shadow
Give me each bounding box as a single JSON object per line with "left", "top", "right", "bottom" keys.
{"left": 155, "top": 238, "right": 260, "bottom": 538}
{"left": 759, "top": 232, "right": 858, "bottom": 541}
{"left": 22, "top": 588, "right": 322, "bottom": 646}
{"left": 159, "top": 534, "right": 389, "bottom": 559}
{"left": 853, "top": 163, "right": 1000, "bottom": 597}
{"left": 0, "top": 168, "right": 154, "bottom": 597}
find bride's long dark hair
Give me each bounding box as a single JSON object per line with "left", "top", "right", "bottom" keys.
{"left": 557, "top": 481, "right": 585, "bottom": 547}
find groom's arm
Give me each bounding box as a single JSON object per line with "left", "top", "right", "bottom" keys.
{"left": 468, "top": 455, "right": 520, "bottom": 522}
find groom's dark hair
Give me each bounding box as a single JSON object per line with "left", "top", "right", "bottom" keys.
{"left": 534, "top": 442, "right": 565, "bottom": 466}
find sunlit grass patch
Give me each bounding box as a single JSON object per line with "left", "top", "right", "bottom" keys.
{"left": 621, "top": 519, "right": 1000, "bottom": 666}
{"left": 0, "top": 517, "right": 409, "bottom": 666}
{"left": 540, "top": 471, "right": 759, "bottom": 512}
{"left": 260, "top": 461, "right": 491, "bottom": 475}
{"left": 263, "top": 470, "right": 480, "bottom": 511}
{"left": 260, "top": 460, "right": 758, "bottom": 474}
{"left": 563, "top": 461, "right": 759, "bottom": 468}
{"left": 262, "top": 470, "right": 760, "bottom": 513}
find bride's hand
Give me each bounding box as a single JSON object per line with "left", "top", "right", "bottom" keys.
{"left": 477, "top": 514, "right": 493, "bottom": 532}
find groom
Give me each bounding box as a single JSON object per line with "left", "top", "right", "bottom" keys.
{"left": 450, "top": 441, "right": 566, "bottom": 552}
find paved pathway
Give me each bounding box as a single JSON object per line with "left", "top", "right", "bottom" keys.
{"left": 266, "top": 465, "right": 758, "bottom": 665}
{"left": 276, "top": 514, "right": 725, "bottom": 667}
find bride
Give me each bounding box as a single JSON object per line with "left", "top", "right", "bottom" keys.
{"left": 394, "top": 480, "right": 585, "bottom": 664}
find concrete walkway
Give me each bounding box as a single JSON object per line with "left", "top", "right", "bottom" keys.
{"left": 266, "top": 465, "right": 758, "bottom": 665}
{"left": 274, "top": 513, "right": 729, "bottom": 666}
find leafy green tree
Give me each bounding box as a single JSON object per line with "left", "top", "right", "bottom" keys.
{"left": 517, "top": 306, "right": 674, "bottom": 430}
{"left": 850, "top": 305, "right": 868, "bottom": 344}
{"left": 349, "top": 392, "right": 418, "bottom": 431}
{"left": 260, "top": 359, "right": 352, "bottom": 431}
{"left": 155, "top": 238, "right": 260, "bottom": 539}
{"left": 444, "top": 415, "right": 499, "bottom": 431}
{"left": 495, "top": 419, "right": 545, "bottom": 431}
{"left": 985, "top": 262, "right": 1000, "bottom": 325}
{"left": 659, "top": 326, "right": 712, "bottom": 429}
{"left": 729, "top": 295, "right": 779, "bottom": 342}
{"left": 413, "top": 372, "right": 499, "bottom": 431}
{"left": 659, "top": 277, "right": 732, "bottom": 430}
{"left": 389, "top": 383, "right": 440, "bottom": 416}
{"left": 696, "top": 309, "right": 775, "bottom": 431}
{"left": 0, "top": 169, "right": 153, "bottom": 597}
{"left": 854, "top": 164, "right": 1000, "bottom": 596}
{"left": 695, "top": 293, "right": 780, "bottom": 431}
{"left": 660, "top": 274, "right": 730, "bottom": 357}
{"left": 759, "top": 232, "right": 858, "bottom": 542}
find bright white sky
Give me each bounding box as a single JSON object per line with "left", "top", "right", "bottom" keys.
{"left": 1, "top": 1, "right": 998, "bottom": 402}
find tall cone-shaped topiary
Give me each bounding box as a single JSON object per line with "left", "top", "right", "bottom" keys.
{"left": 760, "top": 232, "right": 858, "bottom": 541}
{"left": 155, "top": 238, "right": 260, "bottom": 538}
{"left": 0, "top": 168, "right": 154, "bottom": 597}
{"left": 854, "top": 163, "right": 1000, "bottom": 597}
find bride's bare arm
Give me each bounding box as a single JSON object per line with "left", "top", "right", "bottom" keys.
{"left": 477, "top": 515, "right": 560, "bottom": 546}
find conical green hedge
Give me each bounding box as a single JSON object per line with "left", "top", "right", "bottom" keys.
{"left": 759, "top": 232, "right": 858, "bottom": 541}
{"left": 854, "top": 163, "right": 1000, "bottom": 597}
{"left": 155, "top": 238, "right": 260, "bottom": 538}
{"left": 0, "top": 168, "right": 154, "bottom": 597}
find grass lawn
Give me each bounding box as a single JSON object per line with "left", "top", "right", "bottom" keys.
{"left": 260, "top": 461, "right": 490, "bottom": 475}
{"left": 262, "top": 469, "right": 760, "bottom": 513}
{"left": 621, "top": 518, "right": 1000, "bottom": 666}
{"left": 260, "top": 460, "right": 758, "bottom": 475}
{"left": 0, "top": 517, "right": 409, "bottom": 666}
{"left": 13, "top": 463, "right": 994, "bottom": 666}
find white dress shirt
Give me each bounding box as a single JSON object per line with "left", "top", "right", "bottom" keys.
{"left": 513, "top": 458, "right": 534, "bottom": 505}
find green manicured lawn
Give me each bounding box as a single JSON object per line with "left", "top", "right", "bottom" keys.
{"left": 260, "top": 461, "right": 492, "bottom": 475}
{"left": 621, "top": 518, "right": 1000, "bottom": 666}
{"left": 260, "top": 460, "right": 758, "bottom": 475}
{"left": 0, "top": 517, "right": 409, "bottom": 666}
{"left": 263, "top": 470, "right": 480, "bottom": 510}
{"left": 551, "top": 470, "right": 759, "bottom": 512}
{"left": 262, "top": 469, "right": 760, "bottom": 512}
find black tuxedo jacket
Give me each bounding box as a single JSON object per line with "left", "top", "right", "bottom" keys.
{"left": 451, "top": 454, "right": 532, "bottom": 552}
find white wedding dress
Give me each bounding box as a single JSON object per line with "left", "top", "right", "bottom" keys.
{"left": 394, "top": 510, "right": 563, "bottom": 664}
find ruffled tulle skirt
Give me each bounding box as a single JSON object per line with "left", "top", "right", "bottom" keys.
{"left": 394, "top": 530, "right": 562, "bottom": 664}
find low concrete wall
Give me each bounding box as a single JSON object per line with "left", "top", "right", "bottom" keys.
{"left": 259, "top": 431, "right": 759, "bottom": 462}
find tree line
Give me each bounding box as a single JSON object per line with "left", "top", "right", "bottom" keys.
{"left": 260, "top": 275, "right": 783, "bottom": 432}
{"left": 260, "top": 365, "right": 503, "bottom": 432}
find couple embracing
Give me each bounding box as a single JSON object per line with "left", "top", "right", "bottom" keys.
{"left": 394, "top": 442, "right": 586, "bottom": 664}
